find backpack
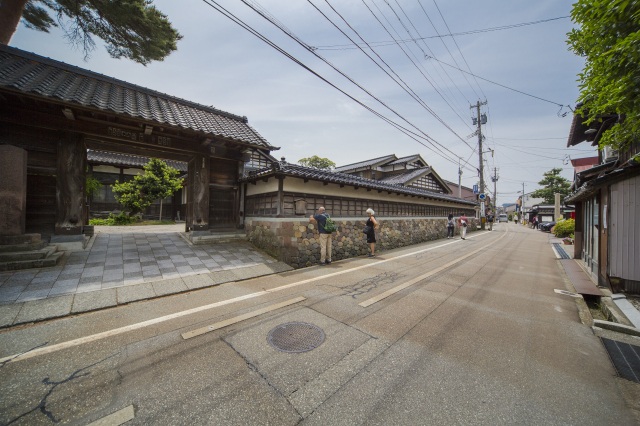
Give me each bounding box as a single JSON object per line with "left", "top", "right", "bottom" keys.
{"left": 323, "top": 215, "right": 337, "bottom": 233}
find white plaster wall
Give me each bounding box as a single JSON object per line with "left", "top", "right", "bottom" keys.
{"left": 245, "top": 176, "right": 468, "bottom": 209}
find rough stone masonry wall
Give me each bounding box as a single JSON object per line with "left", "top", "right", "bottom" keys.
{"left": 245, "top": 217, "right": 477, "bottom": 268}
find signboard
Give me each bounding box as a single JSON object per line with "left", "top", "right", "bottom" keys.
{"left": 473, "top": 184, "right": 479, "bottom": 194}
{"left": 480, "top": 201, "right": 485, "bottom": 216}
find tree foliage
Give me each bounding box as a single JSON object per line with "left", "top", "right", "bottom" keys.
{"left": 567, "top": 0, "right": 640, "bottom": 151}
{"left": 1, "top": 0, "right": 181, "bottom": 65}
{"left": 530, "top": 168, "right": 571, "bottom": 204}
{"left": 112, "top": 158, "right": 183, "bottom": 216}
{"left": 297, "top": 155, "right": 336, "bottom": 170}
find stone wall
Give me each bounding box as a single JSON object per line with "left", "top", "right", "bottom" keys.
{"left": 245, "top": 217, "right": 477, "bottom": 268}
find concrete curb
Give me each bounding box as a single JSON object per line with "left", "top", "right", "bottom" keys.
{"left": 0, "top": 261, "right": 293, "bottom": 328}
{"left": 592, "top": 319, "right": 640, "bottom": 337}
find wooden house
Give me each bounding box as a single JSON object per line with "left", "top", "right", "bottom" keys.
{"left": 565, "top": 108, "right": 640, "bottom": 293}
{"left": 0, "top": 45, "right": 278, "bottom": 246}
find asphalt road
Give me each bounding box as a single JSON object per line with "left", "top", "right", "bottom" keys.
{"left": 0, "top": 223, "right": 637, "bottom": 425}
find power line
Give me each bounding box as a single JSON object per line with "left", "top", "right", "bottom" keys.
{"left": 200, "top": 0, "right": 474, "bottom": 170}
{"left": 313, "top": 16, "right": 570, "bottom": 50}
{"left": 310, "top": 0, "right": 476, "bottom": 157}
{"left": 432, "top": 0, "right": 486, "bottom": 100}
{"left": 424, "top": 55, "right": 569, "bottom": 108}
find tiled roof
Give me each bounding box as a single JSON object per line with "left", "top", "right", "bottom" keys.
{"left": 334, "top": 154, "right": 397, "bottom": 172}
{"left": 241, "top": 161, "right": 476, "bottom": 205}
{"left": 0, "top": 45, "right": 275, "bottom": 149}
{"left": 88, "top": 149, "right": 188, "bottom": 172}
{"left": 387, "top": 154, "right": 426, "bottom": 166}
{"left": 379, "top": 168, "right": 431, "bottom": 185}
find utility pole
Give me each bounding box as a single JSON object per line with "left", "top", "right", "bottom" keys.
{"left": 458, "top": 158, "right": 462, "bottom": 198}
{"left": 491, "top": 167, "right": 499, "bottom": 212}
{"left": 471, "top": 100, "right": 487, "bottom": 229}
{"left": 521, "top": 182, "right": 525, "bottom": 224}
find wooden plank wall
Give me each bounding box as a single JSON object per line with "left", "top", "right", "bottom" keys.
{"left": 0, "top": 125, "right": 58, "bottom": 236}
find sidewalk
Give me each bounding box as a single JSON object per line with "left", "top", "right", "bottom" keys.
{"left": 548, "top": 233, "right": 640, "bottom": 333}
{"left": 0, "top": 225, "right": 292, "bottom": 327}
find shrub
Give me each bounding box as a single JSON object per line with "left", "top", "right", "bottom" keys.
{"left": 553, "top": 218, "right": 575, "bottom": 238}
{"left": 89, "top": 212, "right": 138, "bottom": 226}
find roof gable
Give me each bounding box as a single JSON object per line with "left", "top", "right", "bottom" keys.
{"left": 334, "top": 154, "right": 397, "bottom": 172}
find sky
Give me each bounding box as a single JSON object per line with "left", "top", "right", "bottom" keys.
{"left": 8, "top": 0, "right": 597, "bottom": 207}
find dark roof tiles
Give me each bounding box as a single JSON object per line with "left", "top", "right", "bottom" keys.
{"left": 87, "top": 149, "right": 188, "bottom": 172}
{"left": 0, "top": 45, "right": 274, "bottom": 149}
{"left": 242, "top": 162, "right": 475, "bottom": 205}
{"left": 379, "top": 168, "right": 431, "bottom": 185}
{"left": 334, "top": 154, "right": 398, "bottom": 172}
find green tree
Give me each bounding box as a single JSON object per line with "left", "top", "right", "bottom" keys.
{"left": 567, "top": 0, "right": 640, "bottom": 151}
{"left": 298, "top": 155, "right": 336, "bottom": 170}
{"left": 112, "top": 158, "right": 183, "bottom": 219}
{"left": 530, "top": 168, "right": 571, "bottom": 204}
{"left": 0, "top": 0, "right": 182, "bottom": 65}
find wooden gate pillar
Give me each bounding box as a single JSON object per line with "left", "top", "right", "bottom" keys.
{"left": 0, "top": 145, "right": 27, "bottom": 236}
{"left": 54, "top": 134, "right": 86, "bottom": 236}
{"left": 187, "top": 154, "right": 210, "bottom": 231}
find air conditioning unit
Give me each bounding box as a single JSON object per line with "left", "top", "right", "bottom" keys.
{"left": 603, "top": 146, "right": 618, "bottom": 163}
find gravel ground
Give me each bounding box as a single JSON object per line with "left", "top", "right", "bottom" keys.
{"left": 628, "top": 296, "right": 640, "bottom": 311}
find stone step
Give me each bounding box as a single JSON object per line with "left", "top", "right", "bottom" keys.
{"left": 0, "top": 250, "right": 63, "bottom": 272}
{"left": 0, "top": 241, "right": 47, "bottom": 253}
{"left": 183, "top": 231, "right": 247, "bottom": 245}
{"left": 0, "top": 245, "right": 57, "bottom": 262}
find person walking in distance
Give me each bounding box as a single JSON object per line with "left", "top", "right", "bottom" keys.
{"left": 309, "top": 206, "right": 332, "bottom": 265}
{"left": 458, "top": 212, "right": 468, "bottom": 240}
{"left": 486, "top": 211, "right": 494, "bottom": 231}
{"left": 446, "top": 213, "right": 455, "bottom": 239}
{"left": 365, "top": 208, "right": 379, "bottom": 257}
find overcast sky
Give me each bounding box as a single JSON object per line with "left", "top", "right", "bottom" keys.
{"left": 9, "top": 0, "right": 596, "bottom": 206}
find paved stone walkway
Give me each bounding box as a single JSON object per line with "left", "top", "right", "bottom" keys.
{"left": 0, "top": 225, "right": 286, "bottom": 305}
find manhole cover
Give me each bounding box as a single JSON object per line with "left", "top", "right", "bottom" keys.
{"left": 267, "top": 322, "right": 325, "bottom": 353}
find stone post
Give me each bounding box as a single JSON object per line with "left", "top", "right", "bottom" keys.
{"left": 188, "top": 154, "right": 210, "bottom": 232}
{"left": 54, "top": 135, "right": 86, "bottom": 236}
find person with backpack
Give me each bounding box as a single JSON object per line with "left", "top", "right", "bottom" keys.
{"left": 458, "top": 212, "right": 468, "bottom": 240}
{"left": 309, "top": 206, "right": 333, "bottom": 265}
{"left": 486, "top": 211, "right": 494, "bottom": 231}
{"left": 446, "top": 213, "right": 455, "bottom": 239}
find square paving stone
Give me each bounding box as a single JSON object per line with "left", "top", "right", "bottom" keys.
{"left": 117, "top": 283, "right": 156, "bottom": 304}
{"left": 76, "top": 283, "right": 102, "bottom": 293}
{"left": 80, "top": 276, "right": 103, "bottom": 285}
{"left": 0, "top": 303, "right": 22, "bottom": 327}
{"left": 208, "top": 270, "right": 238, "bottom": 285}
{"left": 181, "top": 274, "right": 215, "bottom": 290}
{"left": 72, "top": 289, "right": 117, "bottom": 313}
{"left": 152, "top": 278, "right": 188, "bottom": 296}
{"left": 0, "top": 288, "right": 23, "bottom": 304}
{"left": 15, "top": 295, "right": 73, "bottom": 323}
{"left": 49, "top": 285, "right": 78, "bottom": 296}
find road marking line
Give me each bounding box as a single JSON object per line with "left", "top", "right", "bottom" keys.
{"left": 554, "top": 289, "right": 582, "bottom": 298}
{"left": 359, "top": 231, "right": 507, "bottom": 307}
{"left": 87, "top": 405, "right": 135, "bottom": 426}
{"left": 0, "top": 231, "right": 498, "bottom": 364}
{"left": 181, "top": 296, "right": 306, "bottom": 339}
